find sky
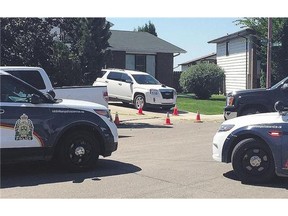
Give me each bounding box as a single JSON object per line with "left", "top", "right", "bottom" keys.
{"left": 107, "top": 17, "right": 243, "bottom": 69}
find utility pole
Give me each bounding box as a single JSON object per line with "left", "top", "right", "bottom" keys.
{"left": 266, "top": 17, "right": 272, "bottom": 88}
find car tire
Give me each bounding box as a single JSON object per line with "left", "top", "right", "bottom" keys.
{"left": 59, "top": 131, "right": 100, "bottom": 172}
{"left": 231, "top": 138, "right": 275, "bottom": 183}
{"left": 134, "top": 94, "right": 146, "bottom": 110}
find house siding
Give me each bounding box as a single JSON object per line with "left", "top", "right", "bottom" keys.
{"left": 216, "top": 37, "right": 250, "bottom": 94}
{"left": 156, "top": 53, "right": 173, "bottom": 86}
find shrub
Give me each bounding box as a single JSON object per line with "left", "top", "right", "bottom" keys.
{"left": 179, "top": 63, "right": 225, "bottom": 99}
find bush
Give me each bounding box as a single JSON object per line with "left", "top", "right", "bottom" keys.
{"left": 179, "top": 63, "right": 225, "bottom": 99}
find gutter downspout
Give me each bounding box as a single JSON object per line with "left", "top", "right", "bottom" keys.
{"left": 238, "top": 34, "right": 248, "bottom": 89}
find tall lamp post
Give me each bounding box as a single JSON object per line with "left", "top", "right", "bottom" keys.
{"left": 266, "top": 18, "right": 272, "bottom": 88}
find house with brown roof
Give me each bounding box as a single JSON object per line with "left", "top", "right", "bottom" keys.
{"left": 105, "top": 30, "right": 186, "bottom": 87}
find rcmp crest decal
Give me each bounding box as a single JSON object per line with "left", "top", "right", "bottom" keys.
{"left": 14, "top": 114, "right": 34, "bottom": 141}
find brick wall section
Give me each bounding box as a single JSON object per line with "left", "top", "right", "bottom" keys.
{"left": 106, "top": 51, "right": 126, "bottom": 69}
{"left": 156, "top": 53, "right": 173, "bottom": 87}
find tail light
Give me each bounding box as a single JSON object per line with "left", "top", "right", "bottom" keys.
{"left": 103, "top": 91, "right": 109, "bottom": 102}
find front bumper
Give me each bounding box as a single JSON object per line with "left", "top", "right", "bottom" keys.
{"left": 224, "top": 111, "right": 237, "bottom": 120}
{"left": 224, "top": 106, "right": 238, "bottom": 120}
{"left": 102, "top": 140, "right": 118, "bottom": 157}
{"left": 212, "top": 131, "right": 231, "bottom": 162}
{"left": 145, "top": 93, "right": 176, "bottom": 108}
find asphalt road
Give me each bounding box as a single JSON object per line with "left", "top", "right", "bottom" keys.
{"left": 1, "top": 108, "right": 288, "bottom": 199}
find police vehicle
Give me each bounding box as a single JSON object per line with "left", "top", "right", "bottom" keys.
{"left": 213, "top": 101, "right": 288, "bottom": 183}
{"left": 0, "top": 70, "right": 118, "bottom": 171}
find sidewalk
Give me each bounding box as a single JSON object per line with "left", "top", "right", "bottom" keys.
{"left": 108, "top": 103, "right": 224, "bottom": 124}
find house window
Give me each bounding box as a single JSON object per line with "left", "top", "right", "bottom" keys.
{"left": 135, "top": 55, "right": 146, "bottom": 72}
{"left": 126, "top": 54, "right": 135, "bottom": 70}
{"left": 125, "top": 54, "right": 156, "bottom": 77}
{"left": 226, "top": 41, "right": 230, "bottom": 56}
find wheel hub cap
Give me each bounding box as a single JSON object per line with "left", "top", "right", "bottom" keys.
{"left": 75, "top": 146, "right": 85, "bottom": 156}
{"left": 250, "top": 155, "right": 261, "bottom": 167}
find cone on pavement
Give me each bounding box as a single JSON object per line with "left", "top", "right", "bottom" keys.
{"left": 137, "top": 107, "right": 144, "bottom": 115}
{"left": 164, "top": 112, "right": 173, "bottom": 125}
{"left": 172, "top": 105, "right": 179, "bottom": 116}
{"left": 114, "top": 112, "right": 120, "bottom": 125}
{"left": 194, "top": 111, "right": 203, "bottom": 123}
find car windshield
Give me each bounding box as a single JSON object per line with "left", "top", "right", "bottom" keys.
{"left": 132, "top": 74, "right": 160, "bottom": 85}
{"left": 270, "top": 77, "right": 288, "bottom": 90}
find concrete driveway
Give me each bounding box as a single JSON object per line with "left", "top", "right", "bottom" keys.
{"left": 108, "top": 102, "right": 224, "bottom": 125}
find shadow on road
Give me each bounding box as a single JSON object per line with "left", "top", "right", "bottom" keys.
{"left": 0, "top": 159, "right": 141, "bottom": 189}
{"left": 117, "top": 122, "right": 173, "bottom": 129}
{"left": 223, "top": 170, "right": 288, "bottom": 189}
{"left": 109, "top": 102, "right": 188, "bottom": 114}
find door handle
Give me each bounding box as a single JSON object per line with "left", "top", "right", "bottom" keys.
{"left": 105, "top": 81, "right": 109, "bottom": 83}
{"left": 118, "top": 83, "right": 122, "bottom": 86}
{"left": 0, "top": 109, "right": 5, "bottom": 114}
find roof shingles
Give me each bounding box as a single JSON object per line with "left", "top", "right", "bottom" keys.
{"left": 109, "top": 30, "right": 186, "bottom": 54}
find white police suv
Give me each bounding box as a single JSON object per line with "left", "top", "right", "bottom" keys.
{"left": 213, "top": 101, "right": 288, "bottom": 183}
{"left": 0, "top": 70, "right": 118, "bottom": 171}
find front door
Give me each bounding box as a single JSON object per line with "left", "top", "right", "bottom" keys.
{"left": 0, "top": 75, "right": 52, "bottom": 162}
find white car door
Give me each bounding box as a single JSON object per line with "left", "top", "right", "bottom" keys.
{"left": 105, "top": 72, "right": 122, "bottom": 98}
{"left": 119, "top": 73, "right": 133, "bottom": 101}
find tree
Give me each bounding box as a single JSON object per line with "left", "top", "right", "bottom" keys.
{"left": 51, "top": 18, "right": 112, "bottom": 85}
{"left": 136, "top": 21, "right": 157, "bottom": 37}
{"left": 80, "top": 18, "right": 112, "bottom": 84}
{"left": 1, "top": 18, "right": 112, "bottom": 86}
{"left": 0, "top": 18, "right": 55, "bottom": 71}
{"left": 235, "top": 18, "right": 288, "bottom": 86}
{"left": 179, "top": 63, "right": 225, "bottom": 99}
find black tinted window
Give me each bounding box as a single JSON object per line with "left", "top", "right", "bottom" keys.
{"left": 0, "top": 75, "right": 44, "bottom": 103}
{"left": 7, "top": 70, "right": 46, "bottom": 90}
{"left": 121, "top": 74, "right": 132, "bottom": 82}
{"left": 107, "top": 72, "right": 122, "bottom": 81}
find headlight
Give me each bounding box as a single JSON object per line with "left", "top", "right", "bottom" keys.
{"left": 150, "top": 89, "right": 159, "bottom": 95}
{"left": 94, "top": 109, "right": 113, "bottom": 121}
{"left": 218, "top": 124, "right": 235, "bottom": 132}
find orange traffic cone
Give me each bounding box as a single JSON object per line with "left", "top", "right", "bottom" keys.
{"left": 164, "top": 112, "right": 173, "bottom": 125}
{"left": 114, "top": 112, "right": 120, "bottom": 125}
{"left": 194, "top": 111, "right": 203, "bottom": 123}
{"left": 137, "top": 107, "right": 144, "bottom": 115}
{"left": 172, "top": 105, "right": 179, "bottom": 116}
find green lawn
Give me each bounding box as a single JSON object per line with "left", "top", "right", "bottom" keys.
{"left": 176, "top": 94, "right": 226, "bottom": 115}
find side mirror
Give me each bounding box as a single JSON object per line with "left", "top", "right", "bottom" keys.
{"left": 47, "top": 90, "right": 56, "bottom": 98}
{"left": 126, "top": 80, "right": 133, "bottom": 84}
{"left": 30, "top": 94, "right": 41, "bottom": 104}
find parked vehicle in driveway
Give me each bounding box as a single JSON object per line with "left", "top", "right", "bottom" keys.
{"left": 224, "top": 76, "right": 288, "bottom": 120}
{"left": 0, "top": 66, "right": 109, "bottom": 107}
{"left": 93, "top": 68, "right": 177, "bottom": 110}
{"left": 0, "top": 70, "right": 118, "bottom": 171}
{"left": 213, "top": 101, "right": 288, "bottom": 183}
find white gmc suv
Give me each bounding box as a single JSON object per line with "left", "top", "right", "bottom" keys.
{"left": 93, "top": 68, "right": 177, "bottom": 110}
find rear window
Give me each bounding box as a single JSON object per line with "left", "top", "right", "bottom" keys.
{"left": 5, "top": 70, "right": 46, "bottom": 90}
